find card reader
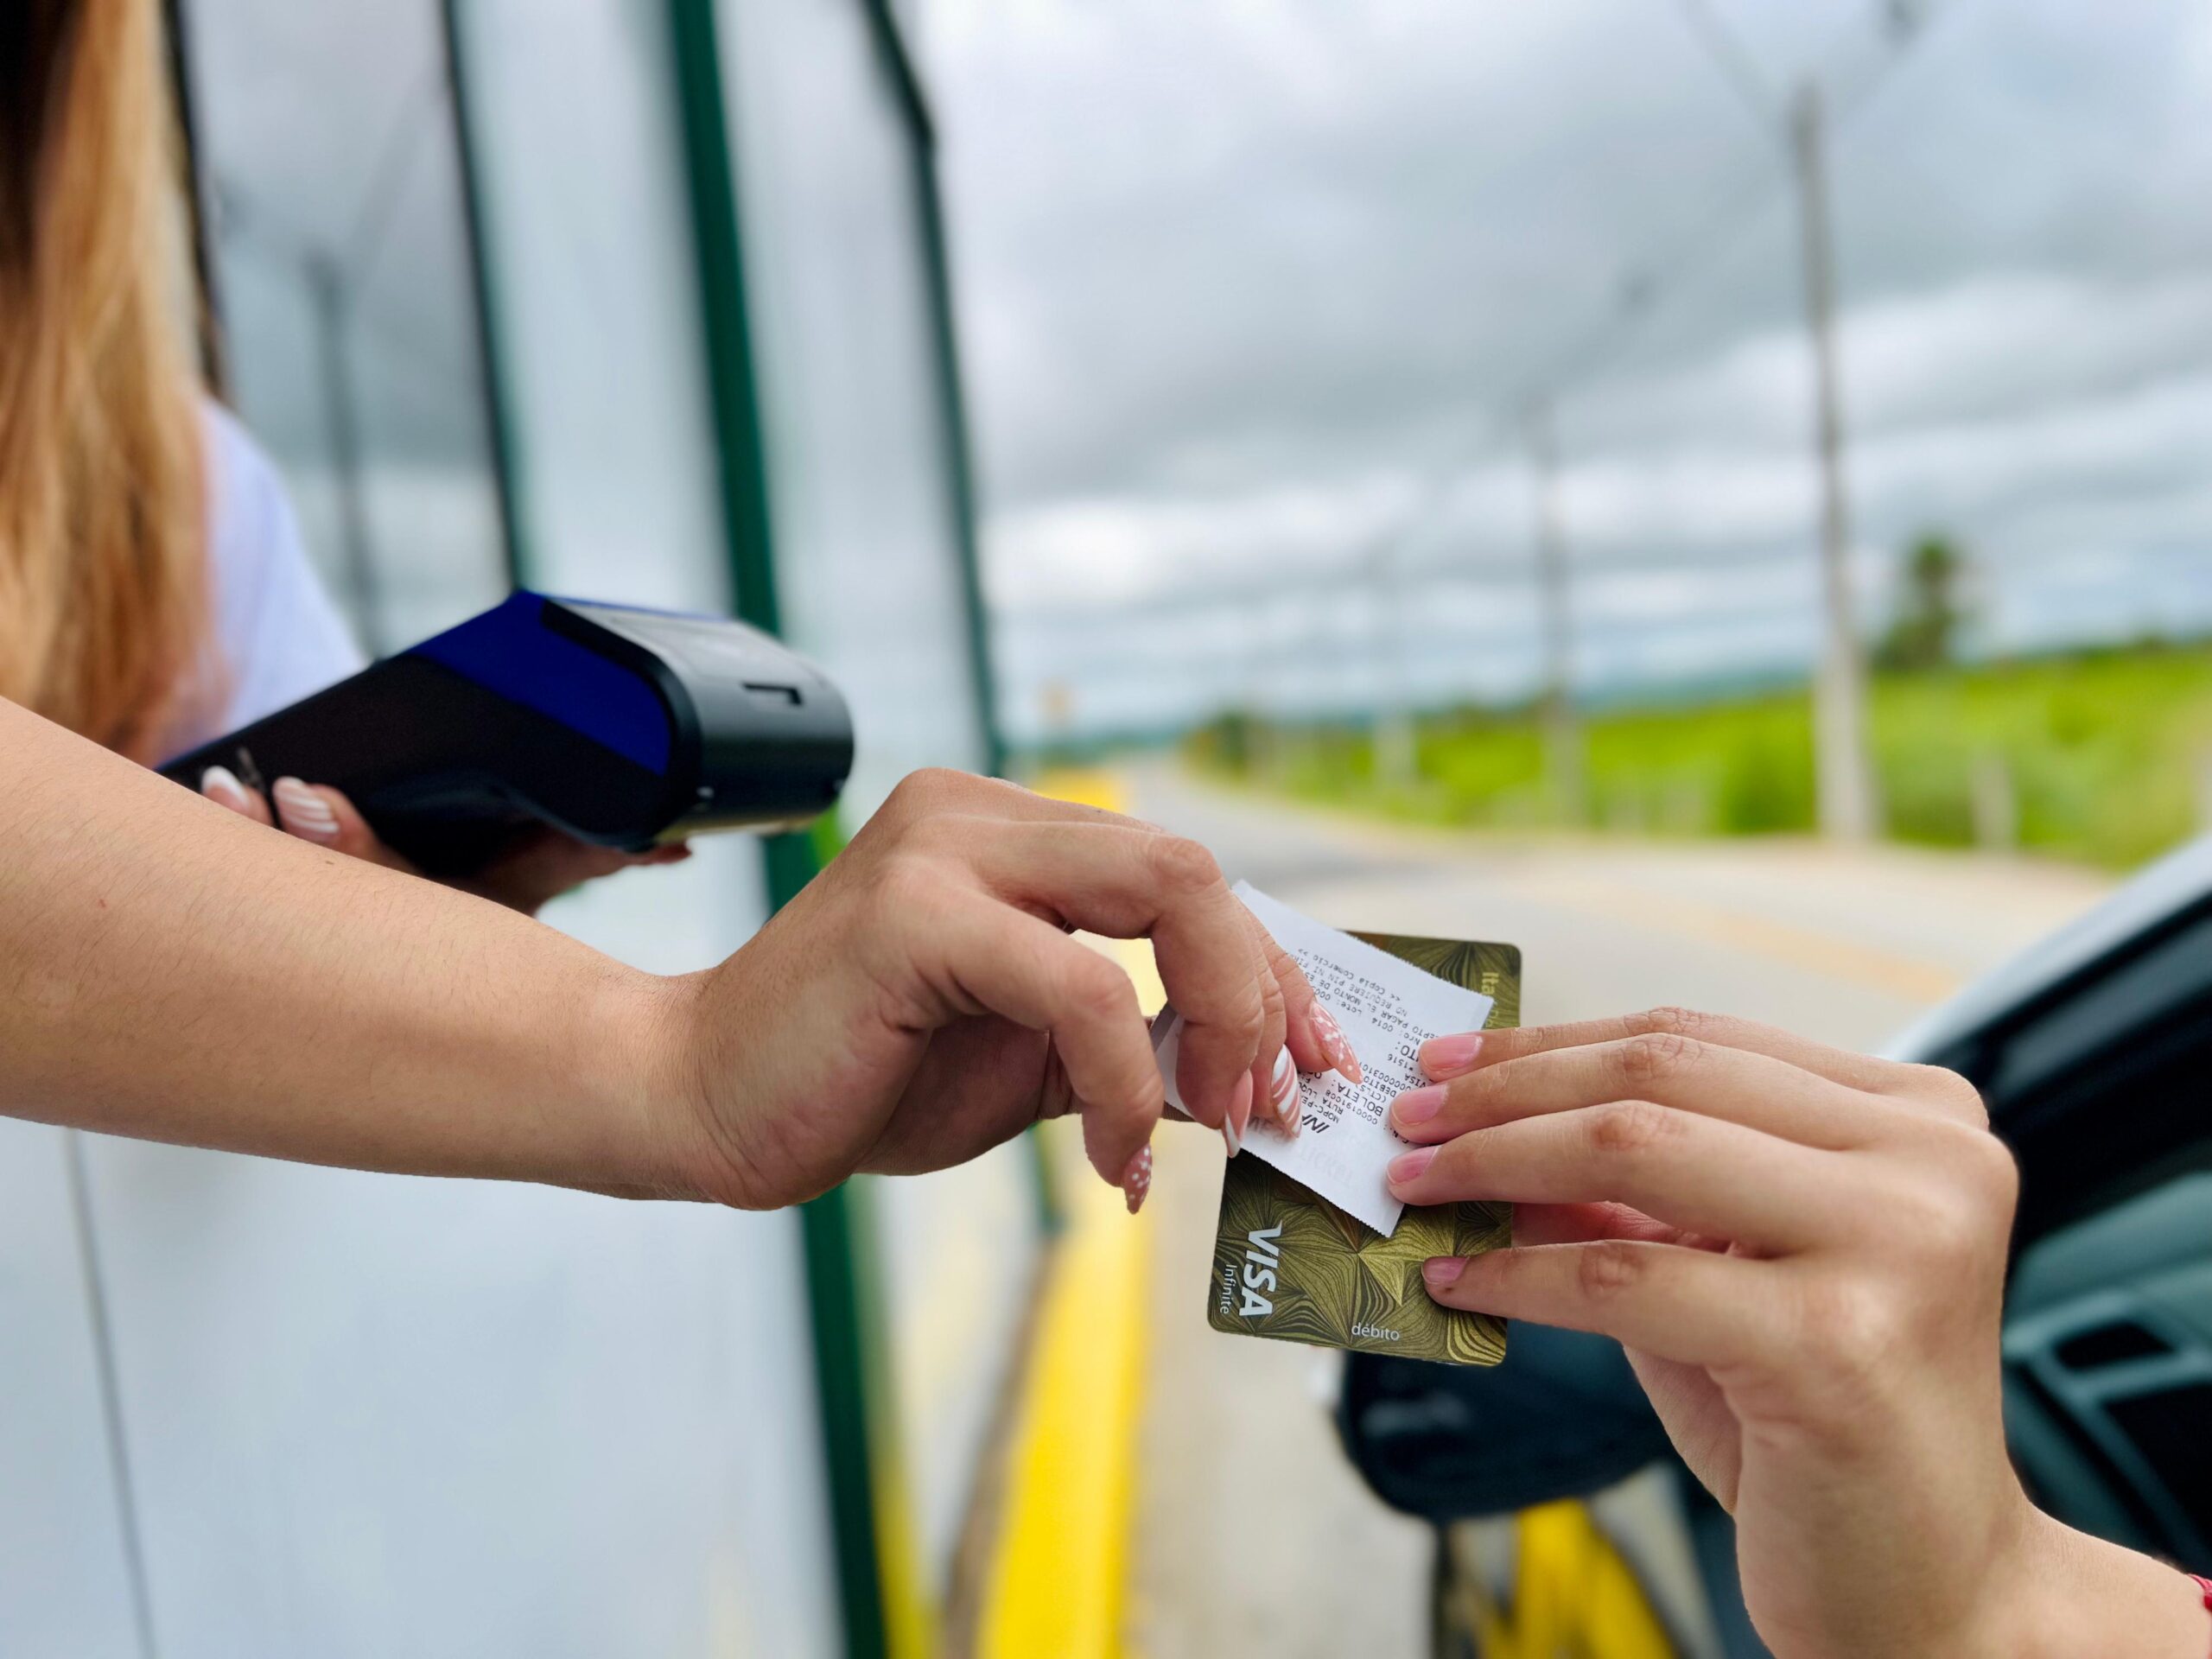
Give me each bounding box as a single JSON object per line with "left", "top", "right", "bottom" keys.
{"left": 159, "top": 591, "right": 854, "bottom": 876}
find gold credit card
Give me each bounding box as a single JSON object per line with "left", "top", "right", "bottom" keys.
{"left": 1208, "top": 934, "right": 1520, "bottom": 1367}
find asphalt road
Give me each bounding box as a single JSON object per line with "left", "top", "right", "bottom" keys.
{"left": 1118, "top": 760, "right": 2114, "bottom": 1659}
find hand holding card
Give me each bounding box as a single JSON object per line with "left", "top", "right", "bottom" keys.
{"left": 1157, "top": 885, "right": 1522, "bottom": 1369}
{"left": 1155, "top": 884, "right": 1496, "bottom": 1235}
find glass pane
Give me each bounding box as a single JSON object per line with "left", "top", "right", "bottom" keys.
{"left": 181, "top": 0, "right": 509, "bottom": 654}
{"left": 720, "top": 0, "right": 990, "bottom": 824}
{"left": 458, "top": 0, "right": 775, "bottom": 979}
{"left": 718, "top": 0, "right": 1030, "bottom": 1604}
{"left": 458, "top": 2, "right": 730, "bottom": 620}
{"left": 131, "top": 10, "right": 834, "bottom": 1657}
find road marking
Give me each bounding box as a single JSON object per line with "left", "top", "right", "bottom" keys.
{"left": 1125, "top": 766, "right": 1977, "bottom": 1007}
{"left": 1512, "top": 872, "right": 1964, "bottom": 1006}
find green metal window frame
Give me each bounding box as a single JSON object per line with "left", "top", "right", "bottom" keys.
{"left": 435, "top": 2, "right": 1011, "bottom": 1651}
{"left": 437, "top": 0, "right": 531, "bottom": 593}
{"left": 857, "top": 0, "right": 1007, "bottom": 781}
{"left": 662, "top": 4, "right": 1007, "bottom": 1658}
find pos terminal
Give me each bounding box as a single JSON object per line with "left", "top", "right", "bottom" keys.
{"left": 159, "top": 591, "right": 854, "bottom": 877}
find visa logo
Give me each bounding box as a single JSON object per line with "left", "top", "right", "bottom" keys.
{"left": 1238, "top": 1224, "right": 1282, "bottom": 1318}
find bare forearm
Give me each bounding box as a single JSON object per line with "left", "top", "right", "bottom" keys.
{"left": 0, "top": 698, "right": 693, "bottom": 1196}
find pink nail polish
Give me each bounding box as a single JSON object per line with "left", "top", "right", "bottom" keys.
{"left": 1420, "top": 1033, "right": 1484, "bottom": 1080}
{"left": 273, "top": 778, "right": 340, "bottom": 844}
{"left": 1392, "top": 1084, "right": 1447, "bottom": 1127}
{"left": 1122, "top": 1145, "right": 1154, "bottom": 1215}
{"left": 1268, "top": 1047, "right": 1298, "bottom": 1113}
{"left": 1422, "top": 1256, "right": 1465, "bottom": 1288}
{"left": 1311, "top": 1003, "right": 1363, "bottom": 1085}
{"left": 1387, "top": 1146, "right": 1436, "bottom": 1187}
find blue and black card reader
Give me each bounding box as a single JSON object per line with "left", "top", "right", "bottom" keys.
{"left": 159, "top": 592, "right": 855, "bottom": 877}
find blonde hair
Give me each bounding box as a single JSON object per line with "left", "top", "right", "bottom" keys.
{"left": 0, "top": 0, "right": 210, "bottom": 761}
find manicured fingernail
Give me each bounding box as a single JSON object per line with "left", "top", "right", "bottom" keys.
{"left": 1392, "top": 1084, "right": 1446, "bottom": 1128}
{"left": 1387, "top": 1147, "right": 1436, "bottom": 1188}
{"left": 1422, "top": 1256, "right": 1465, "bottom": 1289}
{"left": 200, "top": 766, "right": 252, "bottom": 813}
{"left": 1222, "top": 1071, "right": 1252, "bottom": 1157}
{"left": 272, "top": 778, "right": 340, "bottom": 843}
{"left": 1311, "top": 1002, "right": 1363, "bottom": 1084}
{"left": 1267, "top": 1051, "right": 1302, "bottom": 1138}
{"left": 1420, "top": 1033, "right": 1484, "bottom": 1080}
{"left": 1121, "top": 1145, "right": 1153, "bottom": 1215}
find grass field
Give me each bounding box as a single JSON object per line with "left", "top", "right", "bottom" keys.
{"left": 1183, "top": 645, "right": 2212, "bottom": 870}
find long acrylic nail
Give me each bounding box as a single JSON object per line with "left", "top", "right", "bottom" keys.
{"left": 1268, "top": 1047, "right": 1299, "bottom": 1131}
{"left": 1420, "top": 1033, "right": 1484, "bottom": 1081}
{"left": 1121, "top": 1145, "right": 1154, "bottom": 1215}
{"left": 1392, "top": 1084, "right": 1446, "bottom": 1128}
{"left": 1422, "top": 1256, "right": 1465, "bottom": 1289}
{"left": 1387, "top": 1146, "right": 1436, "bottom": 1188}
{"left": 1310, "top": 1002, "right": 1363, "bottom": 1085}
{"left": 1222, "top": 1071, "right": 1253, "bottom": 1157}
{"left": 272, "top": 778, "right": 340, "bottom": 844}
{"left": 200, "top": 765, "right": 253, "bottom": 814}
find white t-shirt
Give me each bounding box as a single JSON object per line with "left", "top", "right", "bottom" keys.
{"left": 162, "top": 405, "right": 366, "bottom": 762}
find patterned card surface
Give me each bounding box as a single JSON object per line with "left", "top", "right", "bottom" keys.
{"left": 1208, "top": 932, "right": 1519, "bottom": 1367}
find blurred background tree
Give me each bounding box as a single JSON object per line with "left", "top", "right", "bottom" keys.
{"left": 1878, "top": 535, "right": 1970, "bottom": 671}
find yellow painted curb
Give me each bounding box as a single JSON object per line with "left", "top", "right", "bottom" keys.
{"left": 1027, "top": 767, "right": 1129, "bottom": 817}
{"left": 984, "top": 766, "right": 1154, "bottom": 1659}
{"left": 978, "top": 1122, "right": 1148, "bottom": 1659}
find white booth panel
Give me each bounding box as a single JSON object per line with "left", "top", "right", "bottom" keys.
{"left": 0, "top": 1122, "right": 143, "bottom": 1659}
{"left": 83, "top": 1138, "right": 837, "bottom": 1659}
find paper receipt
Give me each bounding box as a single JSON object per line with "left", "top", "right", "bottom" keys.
{"left": 1153, "top": 882, "right": 1493, "bottom": 1236}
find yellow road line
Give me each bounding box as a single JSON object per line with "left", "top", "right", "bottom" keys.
{"left": 1516, "top": 871, "right": 1964, "bottom": 1005}
{"left": 1135, "top": 766, "right": 1972, "bottom": 1007}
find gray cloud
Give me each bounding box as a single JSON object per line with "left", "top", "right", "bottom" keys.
{"left": 927, "top": 0, "right": 2212, "bottom": 741}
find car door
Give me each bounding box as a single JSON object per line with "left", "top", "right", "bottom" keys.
{"left": 1898, "top": 836, "right": 2212, "bottom": 1578}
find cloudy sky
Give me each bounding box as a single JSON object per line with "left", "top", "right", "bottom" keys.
{"left": 919, "top": 0, "right": 2212, "bottom": 741}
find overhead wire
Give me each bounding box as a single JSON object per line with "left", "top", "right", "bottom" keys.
{"left": 1273, "top": 0, "right": 1962, "bottom": 718}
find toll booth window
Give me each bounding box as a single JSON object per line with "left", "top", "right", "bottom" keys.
{"left": 177, "top": 0, "right": 511, "bottom": 654}
{"left": 449, "top": 3, "right": 732, "bottom": 621}
{"left": 719, "top": 0, "right": 989, "bottom": 819}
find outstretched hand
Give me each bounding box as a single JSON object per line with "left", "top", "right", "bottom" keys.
{"left": 657, "top": 769, "right": 1337, "bottom": 1213}
{"left": 1385, "top": 1008, "right": 2211, "bottom": 1659}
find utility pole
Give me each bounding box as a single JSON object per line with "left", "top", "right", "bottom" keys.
{"left": 1790, "top": 82, "right": 1879, "bottom": 842}
{"left": 1527, "top": 400, "right": 1586, "bottom": 823}
{"left": 1371, "top": 531, "right": 1417, "bottom": 793}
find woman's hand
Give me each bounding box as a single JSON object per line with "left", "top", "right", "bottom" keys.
{"left": 16, "top": 703, "right": 1336, "bottom": 1225}
{"left": 1385, "top": 1009, "right": 2211, "bottom": 1659}
{"left": 198, "top": 765, "right": 689, "bottom": 915}
{"left": 653, "top": 769, "right": 1334, "bottom": 1214}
